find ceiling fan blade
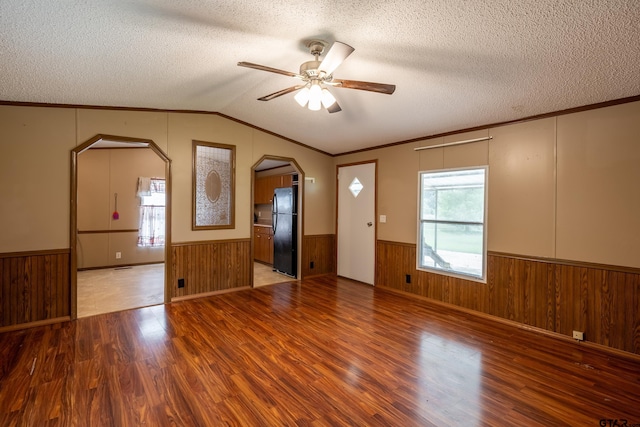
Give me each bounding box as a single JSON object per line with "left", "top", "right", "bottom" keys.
{"left": 238, "top": 62, "right": 301, "bottom": 78}
{"left": 327, "top": 101, "right": 342, "bottom": 114}
{"left": 257, "top": 85, "right": 304, "bottom": 101}
{"left": 319, "top": 41, "right": 354, "bottom": 76}
{"left": 333, "top": 79, "right": 396, "bottom": 95}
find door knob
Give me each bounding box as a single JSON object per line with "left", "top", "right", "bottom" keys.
{"left": 367, "top": 222, "right": 373, "bottom": 227}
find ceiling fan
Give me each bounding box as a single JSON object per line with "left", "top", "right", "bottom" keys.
{"left": 238, "top": 40, "right": 396, "bottom": 113}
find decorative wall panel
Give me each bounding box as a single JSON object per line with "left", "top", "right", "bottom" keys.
{"left": 0, "top": 250, "right": 70, "bottom": 328}
{"left": 301, "top": 234, "right": 335, "bottom": 278}
{"left": 376, "top": 240, "right": 640, "bottom": 355}
{"left": 171, "top": 239, "right": 250, "bottom": 298}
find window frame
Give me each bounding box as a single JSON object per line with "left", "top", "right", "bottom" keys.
{"left": 416, "top": 166, "right": 488, "bottom": 283}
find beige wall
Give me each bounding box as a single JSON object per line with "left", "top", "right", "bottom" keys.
{"left": 166, "top": 113, "right": 334, "bottom": 242}
{"left": 335, "top": 101, "right": 640, "bottom": 269}
{"left": 336, "top": 143, "right": 419, "bottom": 244}
{"left": 77, "top": 148, "right": 165, "bottom": 268}
{"left": 251, "top": 130, "right": 335, "bottom": 237}
{"left": 0, "top": 106, "right": 76, "bottom": 253}
{"left": 2, "top": 101, "right": 638, "bottom": 269}
{"left": 488, "top": 119, "right": 556, "bottom": 257}
{"left": 556, "top": 102, "right": 640, "bottom": 267}
{"left": 336, "top": 129, "right": 491, "bottom": 244}
{"left": 0, "top": 106, "right": 335, "bottom": 254}
{"left": 77, "top": 109, "right": 170, "bottom": 154}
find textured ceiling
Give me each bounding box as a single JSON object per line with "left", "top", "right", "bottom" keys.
{"left": 1, "top": 0, "right": 639, "bottom": 155}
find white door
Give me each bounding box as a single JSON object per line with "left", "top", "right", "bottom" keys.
{"left": 337, "top": 162, "right": 376, "bottom": 285}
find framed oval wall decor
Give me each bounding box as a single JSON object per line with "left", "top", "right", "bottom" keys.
{"left": 192, "top": 140, "right": 236, "bottom": 230}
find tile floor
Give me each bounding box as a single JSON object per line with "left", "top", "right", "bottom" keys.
{"left": 253, "top": 262, "right": 298, "bottom": 287}
{"left": 77, "top": 262, "right": 298, "bottom": 317}
{"left": 77, "top": 263, "right": 165, "bottom": 318}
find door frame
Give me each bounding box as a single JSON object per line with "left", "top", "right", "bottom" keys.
{"left": 250, "top": 155, "right": 305, "bottom": 287}
{"left": 70, "top": 134, "right": 172, "bottom": 319}
{"left": 335, "top": 160, "right": 378, "bottom": 285}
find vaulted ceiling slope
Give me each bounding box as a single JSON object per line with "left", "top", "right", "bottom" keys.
{"left": 1, "top": 1, "right": 639, "bottom": 155}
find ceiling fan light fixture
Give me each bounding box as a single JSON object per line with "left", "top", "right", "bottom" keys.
{"left": 308, "top": 82, "right": 322, "bottom": 111}
{"left": 239, "top": 40, "right": 395, "bottom": 113}
{"left": 294, "top": 86, "right": 310, "bottom": 107}
{"left": 321, "top": 88, "right": 336, "bottom": 108}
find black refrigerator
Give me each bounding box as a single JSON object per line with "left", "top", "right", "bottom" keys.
{"left": 272, "top": 185, "right": 297, "bottom": 277}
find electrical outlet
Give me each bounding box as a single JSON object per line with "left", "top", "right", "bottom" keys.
{"left": 178, "top": 278, "right": 185, "bottom": 288}
{"left": 572, "top": 330, "right": 584, "bottom": 341}
{"left": 405, "top": 274, "right": 411, "bottom": 284}
{"left": 115, "top": 252, "right": 122, "bottom": 259}
{"left": 310, "top": 261, "right": 314, "bottom": 269}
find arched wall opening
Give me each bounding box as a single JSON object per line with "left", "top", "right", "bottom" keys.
{"left": 70, "top": 134, "right": 172, "bottom": 319}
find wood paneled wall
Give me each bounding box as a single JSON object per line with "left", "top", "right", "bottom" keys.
{"left": 301, "top": 234, "right": 335, "bottom": 278}
{"left": 171, "top": 239, "right": 251, "bottom": 298}
{"left": 376, "top": 240, "right": 640, "bottom": 355}
{"left": 0, "top": 250, "right": 70, "bottom": 328}
{"left": 2, "top": 235, "right": 332, "bottom": 329}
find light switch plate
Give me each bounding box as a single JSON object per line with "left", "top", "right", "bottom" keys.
{"left": 380, "top": 215, "right": 387, "bottom": 223}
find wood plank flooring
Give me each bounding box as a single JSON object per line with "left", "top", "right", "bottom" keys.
{"left": 1, "top": 275, "right": 639, "bottom": 426}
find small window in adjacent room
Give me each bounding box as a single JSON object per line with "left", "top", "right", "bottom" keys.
{"left": 138, "top": 178, "right": 165, "bottom": 247}
{"left": 417, "top": 167, "right": 487, "bottom": 282}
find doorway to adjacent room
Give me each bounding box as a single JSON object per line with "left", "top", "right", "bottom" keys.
{"left": 251, "top": 156, "right": 304, "bottom": 287}
{"left": 70, "top": 134, "right": 172, "bottom": 319}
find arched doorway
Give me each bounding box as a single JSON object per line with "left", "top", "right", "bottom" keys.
{"left": 70, "top": 134, "right": 172, "bottom": 319}
{"left": 251, "top": 156, "right": 304, "bottom": 287}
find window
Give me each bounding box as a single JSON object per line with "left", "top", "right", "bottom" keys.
{"left": 138, "top": 178, "right": 165, "bottom": 247}
{"left": 417, "top": 167, "right": 487, "bottom": 282}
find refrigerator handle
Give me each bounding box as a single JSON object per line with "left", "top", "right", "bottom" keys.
{"left": 272, "top": 194, "right": 277, "bottom": 233}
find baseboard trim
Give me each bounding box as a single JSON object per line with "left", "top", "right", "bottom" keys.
{"left": 171, "top": 286, "right": 251, "bottom": 302}
{"left": 302, "top": 272, "right": 336, "bottom": 280}
{"left": 172, "top": 238, "right": 250, "bottom": 247}
{"left": 78, "top": 261, "right": 164, "bottom": 271}
{"left": 0, "top": 316, "right": 71, "bottom": 333}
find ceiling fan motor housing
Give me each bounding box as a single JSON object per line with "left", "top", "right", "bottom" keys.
{"left": 300, "top": 60, "right": 324, "bottom": 79}
{"left": 306, "top": 40, "right": 326, "bottom": 56}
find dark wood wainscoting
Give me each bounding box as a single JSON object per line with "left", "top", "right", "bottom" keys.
{"left": 376, "top": 240, "right": 640, "bottom": 355}
{"left": 301, "top": 234, "right": 335, "bottom": 278}
{"left": 171, "top": 239, "right": 251, "bottom": 299}
{"left": 0, "top": 249, "right": 70, "bottom": 329}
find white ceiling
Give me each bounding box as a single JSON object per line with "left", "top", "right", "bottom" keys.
{"left": 1, "top": 1, "right": 639, "bottom": 155}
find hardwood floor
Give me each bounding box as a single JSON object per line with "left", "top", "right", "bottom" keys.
{"left": 77, "top": 264, "right": 164, "bottom": 318}
{"left": 1, "top": 275, "right": 639, "bottom": 426}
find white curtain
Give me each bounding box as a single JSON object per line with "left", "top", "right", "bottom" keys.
{"left": 137, "top": 176, "right": 152, "bottom": 196}
{"left": 137, "top": 179, "right": 165, "bottom": 247}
